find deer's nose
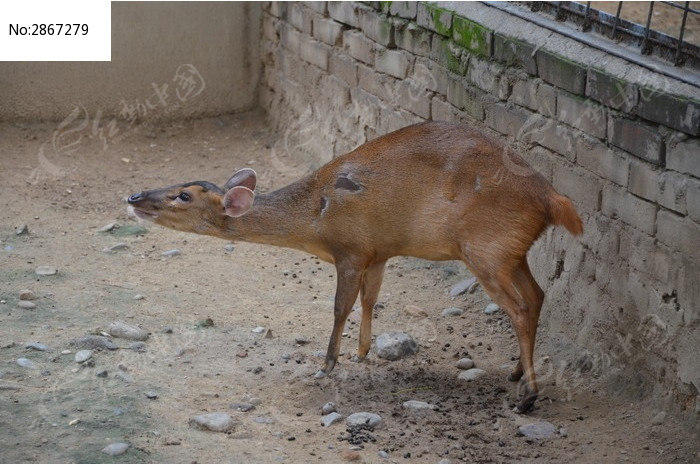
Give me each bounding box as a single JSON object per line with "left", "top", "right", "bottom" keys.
{"left": 128, "top": 192, "right": 145, "bottom": 204}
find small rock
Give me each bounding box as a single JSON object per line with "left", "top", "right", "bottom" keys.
{"left": 438, "top": 459, "right": 452, "bottom": 464}
{"left": 161, "top": 249, "right": 181, "bottom": 257}
{"left": 224, "top": 243, "right": 235, "bottom": 252}
{"left": 15, "top": 224, "right": 29, "bottom": 235}
{"left": 108, "top": 321, "right": 149, "bottom": 341}
{"left": 449, "top": 277, "right": 477, "bottom": 297}
{"left": 129, "top": 342, "right": 147, "bottom": 352}
{"left": 74, "top": 350, "right": 93, "bottom": 363}
{"left": 378, "top": 450, "right": 389, "bottom": 459}
{"left": 456, "top": 358, "right": 475, "bottom": 370}
{"left": 35, "top": 266, "right": 58, "bottom": 276}
{"left": 651, "top": 411, "right": 666, "bottom": 425}
{"left": 264, "top": 329, "right": 273, "bottom": 339}
{"left": 146, "top": 391, "right": 158, "bottom": 400}
{"left": 19, "top": 289, "right": 37, "bottom": 300}
{"left": 17, "top": 358, "right": 35, "bottom": 369}
{"left": 96, "top": 370, "right": 108, "bottom": 378}
{"left": 484, "top": 303, "right": 500, "bottom": 315}
{"left": 295, "top": 337, "right": 309, "bottom": 345}
{"left": 457, "top": 368, "right": 486, "bottom": 382}
{"left": 133, "top": 294, "right": 144, "bottom": 300}
{"left": 18, "top": 301, "right": 36, "bottom": 309}
{"left": 230, "top": 403, "right": 255, "bottom": 412}
{"left": 441, "top": 307, "right": 463, "bottom": 317}
{"left": 321, "top": 402, "right": 337, "bottom": 415}
{"left": 96, "top": 222, "right": 119, "bottom": 233}
{"left": 102, "top": 243, "right": 128, "bottom": 253}
{"left": 101, "top": 442, "right": 129, "bottom": 456}
{"left": 61, "top": 349, "right": 71, "bottom": 355}
{"left": 321, "top": 412, "right": 344, "bottom": 427}
{"left": 559, "top": 427, "right": 568, "bottom": 437}
{"left": 375, "top": 332, "right": 418, "bottom": 361}
{"left": 346, "top": 412, "right": 383, "bottom": 430}
{"left": 518, "top": 421, "right": 558, "bottom": 440}
{"left": 402, "top": 400, "right": 436, "bottom": 410}
{"left": 253, "top": 416, "right": 274, "bottom": 424}
{"left": 25, "top": 342, "right": 49, "bottom": 351}
{"left": 192, "top": 412, "right": 235, "bottom": 432}
{"left": 70, "top": 335, "right": 118, "bottom": 351}
{"left": 404, "top": 304, "right": 428, "bottom": 318}
{"left": 341, "top": 451, "right": 360, "bottom": 461}
{"left": 252, "top": 326, "right": 265, "bottom": 334}
{"left": 111, "top": 223, "right": 147, "bottom": 236}
{"left": 194, "top": 318, "right": 214, "bottom": 328}
{"left": 115, "top": 371, "right": 134, "bottom": 383}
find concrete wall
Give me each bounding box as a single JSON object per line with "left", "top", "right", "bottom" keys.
{"left": 0, "top": 2, "right": 261, "bottom": 122}
{"left": 260, "top": 1, "right": 699, "bottom": 418}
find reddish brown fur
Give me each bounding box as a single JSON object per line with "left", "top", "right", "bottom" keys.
{"left": 128, "top": 121, "right": 582, "bottom": 413}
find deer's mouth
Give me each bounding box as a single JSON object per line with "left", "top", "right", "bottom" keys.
{"left": 127, "top": 205, "right": 158, "bottom": 221}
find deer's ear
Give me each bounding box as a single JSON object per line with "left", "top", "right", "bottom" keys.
{"left": 222, "top": 186, "right": 254, "bottom": 217}
{"left": 224, "top": 168, "right": 257, "bottom": 191}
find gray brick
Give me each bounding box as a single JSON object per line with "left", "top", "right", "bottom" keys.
{"left": 303, "top": 1, "right": 327, "bottom": 15}
{"left": 350, "top": 87, "right": 383, "bottom": 129}
{"left": 552, "top": 158, "right": 602, "bottom": 212}
{"left": 510, "top": 79, "right": 556, "bottom": 118}
{"left": 320, "top": 74, "right": 351, "bottom": 108}
{"left": 262, "top": 14, "right": 279, "bottom": 44}
{"left": 667, "top": 137, "right": 700, "bottom": 178}
{"left": 524, "top": 146, "right": 554, "bottom": 182}
{"left": 396, "top": 79, "right": 431, "bottom": 119}
{"left": 375, "top": 48, "right": 411, "bottom": 79}
{"left": 359, "top": 9, "right": 394, "bottom": 46}
{"left": 493, "top": 33, "right": 537, "bottom": 75}
{"left": 575, "top": 135, "right": 629, "bottom": 187}
{"left": 288, "top": 3, "right": 312, "bottom": 33}
{"left": 586, "top": 68, "right": 638, "bottom": 112}
{"left": 628, "top": 232, "right": 674, "bottom": 284}
{"left": 358, "top": 64, "right": 396, "bottom": 102}
{"left": 300, "top": 37, "right": 329, "bottom": 70}
{"left": 328, "top": 2, "right": 361, "bottom": 27}
{"left": 638, "top": 87, "right": 700, "bottom": 136}
{"left": 431, "top": 35, "right": 468, "bottom": 75}
{"left": 687, "top": 178, "right": 700, "bottom": 223}
{"left": 521, "top": 117, "right": 577, "bottom": 162}
{"left": 536, "top": 49, "right": 587, "bottom": 96}
{"left": 417, "top": 3, "right": 452, "bottom": 36}
{"left": 330, "top": 53, "right": 358, "bottom": 87}
{"left": 447, "top": 77, "right": 485, "bottom": 121}
{"left": 657, "top": 209, "right": 700, "bottom": 258}
{"left": 279, "top": 50, "right": 305, "bottom": 84}
{"left": 452, "top": 14, "right": 492, "bottom": 57}
{"left": 629, "top": 160, "right": 688, "bottom": 214}
{"left": 280, "top": 23, "right": 301, "bottom": 54}
{"left": 557, "top": 92, "right": 606, "bottom": 139}
{"left": 485, "top": 101, "right": 530, "bottom": 138}
{"left": 467, "top": 57, "right": 502, "bottom": 94}
{"left": 390, "top": 1, "right": 417, "bottom": 19}
{"left": 343, "top": 30, "right": 375, "bottom": 65}
{"left": 413, "top": 57, "right": 448, "bottom": 95}
{"left": 380, "top": 106, "right": 424, "bottom": 134}
{"left": 607, "top": 116, "right": 664, "bottom": 165}
{"left": 313, "top": 16, "right": 344, "bottom": 46}
{"left": 395, "top": 21, "right": 431, "bottom": 57}
{"left": 602, "top": 184, "right": 657, "bottom": 235}
{"left": 267, "top": 2, "right": 287, "bottom": 18}
{"left": 431, "top": 96, "right": 457, "bottom": 121}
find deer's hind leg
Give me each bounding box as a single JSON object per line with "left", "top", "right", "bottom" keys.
{"left": 356, "top": 260, "right": 386, "bottom": 361}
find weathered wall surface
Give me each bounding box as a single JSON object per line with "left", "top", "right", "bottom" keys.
{"left": 0, "top": 2, "right": 261, "bottom": 122}
{"left": 260, "top": 1, "right": 699, "bottom": 418}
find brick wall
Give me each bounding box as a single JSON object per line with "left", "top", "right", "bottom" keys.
{"left": 260, "top": 1, "right": 699, "bottom": 417}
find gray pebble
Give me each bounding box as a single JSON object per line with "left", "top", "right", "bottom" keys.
{"left": 230, "top": 403, "right": 255, "bottom": 412}
{"left": 441, "top": 307, "right": 463, "bottom": 317}
{"left": 133, "top": 294, "right": 144, "bottom": 300}
{"left": 224, "top": 244, "right": 235, "bottom": 252}
{"left": 96, "top": 222, "right": 118, "bottom": 233}
{"left": 375, "top": 332, "right": 418, "bottom": 361}
{"left": 321, "top": 412, "right": 344, "bottom": 427}
{"left": 74, "top": 350, "right": 93, "bottom": 363}
{"left": 518, "top": 421, "right": 558, "bottom": 440}
{"left": 25, "top": 342, "right": 49, "bottom": 351}
{"left": 108, "top": 321, "right": 149, "bottom": 341}
{"left": 253, "top": 416, "right": 274, "bottom": 424}
{"left": 559, "top": 427, "right": 568, "bottom": 437}
{"left": 438, "top": 460, "right": 451, "bottom": 464}
{"left": 295, "top": 336, "right": 309, "bottom": 345}
{"left": 115, "top": 371, "right": 134, "bottom": 383}
{"left": 15, "top": 224, "right": 29, "bottom": 235}
{"left": 35, "top": 266, "right": 58, "bottom": 276}
{"left": 651, "top": 411, "right": 666, "bottom": 425}
{"left": 449, "top": 277, "right": 477, "bottom": 297}
{"left": 113, "top": 407, "right": 125, "bottom": 416}
{"left": 484, "top": 303, "right": 500, "bottom": 315}
{"left": 457, "top": 368, "right": 486, "bottom": 382}
{"left": 16, "top": 358, "right": 35, "bottom": 369}
{"left": 281, "top": 353, "right": 291, "bottom": 360}
{"left": 161, "top": 249, "right": 181, "bottom": 257}
{"left": 456, "top": 357, "right": 475, "bottom": 370}
{"left": 18, "top": 301, "right": 36, "bottom": 309}
{"left": 101, "top": 442, "right": 129, "bottom": 456}
{"left": 402, "top": 400, "right": 436, "bottom": 410}
{"left": 146, "top": 391, "right": 158, "bottom": 400}
{"left": 96, "top": 370, "right": 108, "bottom": 378}
{"left": 129, "top": 342, "right": 146, "bottom": 352}
{"left": 346, "top": 412, "right": 383, "bottom": 430}
{"left": 19, "top": 289, "right": 37, "bottom": 300}
{"left": 251, "top": 326, "right": 265, "bottom": 334}
{"left": 378, "top": 450, "right": 389, "bottom": 459}
{"left": 102, "top": 243, "right": 128, "bottom": 253}
{"left": 321, "top": 402, "right": 337, "bottom": 415}
{"left": 70, "top": 335, "right": 118, "bottom": 351}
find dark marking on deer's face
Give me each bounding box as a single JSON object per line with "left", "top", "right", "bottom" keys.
{"left": 335, "top": 174, "right": 362, "bottom": 192}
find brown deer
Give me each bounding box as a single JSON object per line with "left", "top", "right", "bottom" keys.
{"left": 127, "top": 121, "right": 582, "bottom": 413}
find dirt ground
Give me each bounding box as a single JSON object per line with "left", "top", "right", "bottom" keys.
{"left": 0, "top": 111, "right": 697, "bottom": 463}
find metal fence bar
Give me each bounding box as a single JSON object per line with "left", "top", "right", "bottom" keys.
{"left": 675, "top": 1, "right": 690, "bottom": 64}
{"left": 610, "top": 2, "right": 623, "bottom": 39}
{"left": 641, "top": 2, "right": 656, "bottom": 55}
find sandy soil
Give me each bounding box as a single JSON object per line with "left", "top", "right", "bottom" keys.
{"left": 1, "top": 111, "right": 697, "bottom": 463}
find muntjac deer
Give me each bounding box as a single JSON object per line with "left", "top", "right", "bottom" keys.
{"left": 127, "top": 121, "right": 582, "bottom": 413}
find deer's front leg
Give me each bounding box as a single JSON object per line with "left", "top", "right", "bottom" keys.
{"left": 315, "top": 261, "right": 363, "bottom": 378}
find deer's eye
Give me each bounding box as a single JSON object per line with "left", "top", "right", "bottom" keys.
{"left": 177, "top": 192, "right": 191, "bottom": 202}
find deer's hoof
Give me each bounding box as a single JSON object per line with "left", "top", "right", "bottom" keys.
{"left": 314, "top": 369, "right": 327, "bottom": 379}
